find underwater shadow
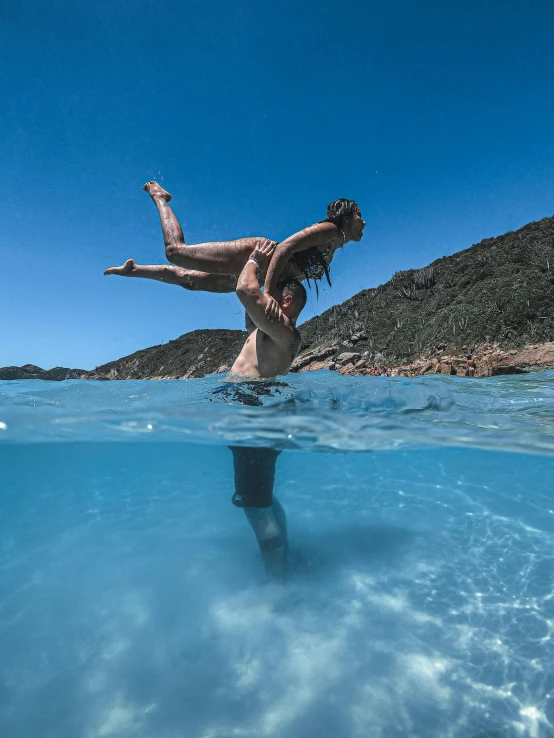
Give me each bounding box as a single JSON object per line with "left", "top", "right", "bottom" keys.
{"left": 292, "top": 522, "right": 418, "bottom": 579}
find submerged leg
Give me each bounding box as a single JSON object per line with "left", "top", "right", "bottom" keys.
{"left": 244, "top": 503, "right": 288, "bottom": 583}
{"left": 103, "top": 259, "right": 236, "bottom": 292}
{"left": 230, "top": 447, "right": 287, "bottom": 583}
{"left": 143, "top": 180, "right": 262, "bottom": 274}
{"left": 271, "top": 497, "right": 288, "bottom": 542}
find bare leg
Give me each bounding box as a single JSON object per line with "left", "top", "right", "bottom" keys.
{"left": 143, "top": 181, "right": 267, "bottom": 273}
{"left": 271, "top": 497, "right": 288, "bottom": 541}
{"left": 103, "top": 259, "right": 236, "bottom": 293}
{"left": 230, "top": 447, "right": 288, "bottom": 583}
{"left": 244, "top": 501, "right": 288, "bottom": 583}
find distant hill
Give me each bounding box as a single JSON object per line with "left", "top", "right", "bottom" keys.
{"left": 2, "top": 215, "right": 554, "bottom": 380}
{"left": 83, "top": 328, "right": 246, "bottom": 380}
{"left": 0, "top": 331, "right": 246, "bottom": 382}
{"left": 0, "top": 364, "right": 85, "bottom": 381}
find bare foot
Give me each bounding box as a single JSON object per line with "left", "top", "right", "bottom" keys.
{"left": 104, "top": 258, "right": 135, "bottom": 276}
{"left": 142, "top": 181, "right": 172, "bottom": 201}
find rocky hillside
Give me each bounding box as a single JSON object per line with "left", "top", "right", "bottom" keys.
{"left": 85, "top": 329, "right": 246, "bottom": 380}
{"left": 3, "top": 215, "right": 554, "bottom": 380}
{"left": 298, "top": 215, "right": 554, "bottom": 363}
{"left": 0, "top": 330, "right": 245, "bottom": 381}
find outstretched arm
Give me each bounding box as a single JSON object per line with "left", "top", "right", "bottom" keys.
{"left": 263, "top": 221, "right": 339, "bottom": 296}
{"left": 103, "top": 259, "right": 236, "bottom": 293}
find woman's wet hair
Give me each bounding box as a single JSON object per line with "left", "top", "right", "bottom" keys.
{"left": 326, "top": 198, "right": 360, "bottom": 226}
{"left": 276, "top": 278, "right": 307, "bottom": 313}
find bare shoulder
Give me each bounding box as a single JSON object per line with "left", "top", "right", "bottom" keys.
{"left": 304, "top": 220, "right": 340, "bottom": 240}
{"left": 290, "top": 220, "right": 340, "bottom": 246}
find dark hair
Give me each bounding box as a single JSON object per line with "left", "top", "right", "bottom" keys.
{"left": 291, "top": 247, "right": 331, "bottom": 293}
{"left": 326, "top": 198, "right": 360, "bottom": 226}
{"left": 276, "top": 278, "right": 307, "bottom": 314}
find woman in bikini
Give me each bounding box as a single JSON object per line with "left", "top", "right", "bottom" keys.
{"left": 104, "top": 181, "right": 366, "bottom": 320}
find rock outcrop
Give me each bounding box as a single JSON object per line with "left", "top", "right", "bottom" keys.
{"left": 289, "top": 342, "right": 554, "bottom": 377}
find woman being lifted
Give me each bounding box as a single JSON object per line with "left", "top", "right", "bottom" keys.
{"left": 104, "top": 181, "right": 366, "bottom": 320}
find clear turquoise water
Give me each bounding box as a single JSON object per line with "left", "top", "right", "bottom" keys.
{"left": 1, "top": 372, "right": 554, "bottom": 738}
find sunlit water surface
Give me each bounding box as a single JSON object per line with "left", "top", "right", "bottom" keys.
{"left": 1, "top": 371, "right": 554, "bottom": 738}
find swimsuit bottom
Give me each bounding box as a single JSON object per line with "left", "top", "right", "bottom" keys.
{"left": 229, "top": 446, "right": 281, "bottom": 508}
{"left": 210, "top": 378, "right": 286, "bottom": 507}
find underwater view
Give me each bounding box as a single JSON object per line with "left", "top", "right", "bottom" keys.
{"left": 1, "top": 371, "right": 553, "bottom": 738}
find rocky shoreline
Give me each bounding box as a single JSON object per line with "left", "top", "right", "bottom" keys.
{"left": 4, "top": 340, "right": 553, "bottom": 382}
{"left": 288, "top": 341, "right": 554, "bottom": 377}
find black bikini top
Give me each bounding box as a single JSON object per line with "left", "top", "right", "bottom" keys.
{"left": 290, "top": 220, "right": 340, "bottom": 294}
{"left": 291, "top": 245, "right": 332, "bottom": 291}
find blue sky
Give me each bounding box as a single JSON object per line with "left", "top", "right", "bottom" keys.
{"left": 2, "top": 0, "right": 554, "bottom": 369}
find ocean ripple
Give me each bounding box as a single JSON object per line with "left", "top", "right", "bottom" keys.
{"left": 2, "top": 370, "right": 554, "bottom": 454}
